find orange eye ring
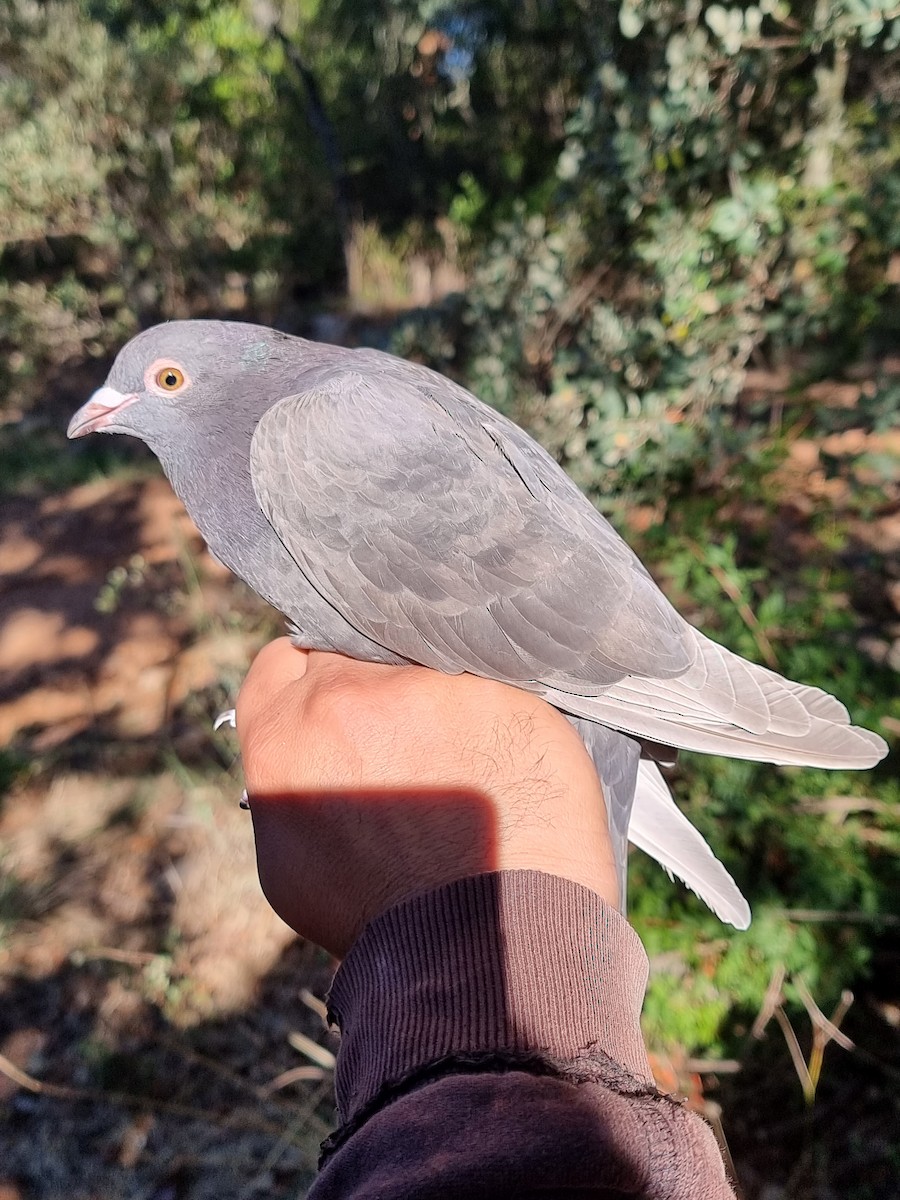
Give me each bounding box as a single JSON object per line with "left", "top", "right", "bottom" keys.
{"left": 155, "top": 366, "right": 185, "bottom": 391}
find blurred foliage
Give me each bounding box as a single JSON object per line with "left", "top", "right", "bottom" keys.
{"left": 397, "top": 0, "right": 900, "bottom": 502}
{"left": 2, "top": 0, "right": 899, "bottom": 1082}
{"left": 0, "top": 0, "right": 337, "bottom": 411}
{"left": 629, "top": 495, "right": 900, "bottom": 1051}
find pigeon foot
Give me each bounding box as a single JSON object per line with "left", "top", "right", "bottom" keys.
{"left": 214, "top": 708, "right": 236, "bottom": 730}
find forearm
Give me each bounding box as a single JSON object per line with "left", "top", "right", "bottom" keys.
{"left": 311, "top": 871, "right": 736, "bottom": 1199}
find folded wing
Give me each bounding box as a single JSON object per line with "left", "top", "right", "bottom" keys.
{"left": 250, "top": 364, "right": 886, "bottom": 771}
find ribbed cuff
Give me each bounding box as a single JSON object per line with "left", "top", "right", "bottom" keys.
{"left": 327, "top": 870, "right": 653, "bottom": 1124}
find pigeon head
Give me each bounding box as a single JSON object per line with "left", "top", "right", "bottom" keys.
{"left": 67, "top": 320, "right": 291, "bottom": 455}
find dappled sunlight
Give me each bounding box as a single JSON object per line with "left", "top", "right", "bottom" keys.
{"left": 0, "top": 476, "right": 274, "bottom": 754}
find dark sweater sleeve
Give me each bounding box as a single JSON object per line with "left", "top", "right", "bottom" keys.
{"left": 310, "top": 870, "right": 737, "bottom": 1199}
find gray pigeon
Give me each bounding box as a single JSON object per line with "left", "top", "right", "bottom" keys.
{"left": 68, "top": 320, "right": 889, "bottom": 928}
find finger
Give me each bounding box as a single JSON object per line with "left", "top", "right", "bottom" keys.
{"left": 237, "top": 638, "right": 310, "bottom": 732}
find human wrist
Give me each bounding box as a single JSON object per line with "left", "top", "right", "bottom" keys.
{"left": 327, "top": 870, "right": 652, "bottom": 1127}
{"left": 493, "top": 827, "right": 619, "bottom": 909}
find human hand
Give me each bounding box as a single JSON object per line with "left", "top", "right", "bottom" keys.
{"left": 237, "top": 639, "right": 617, "bottom": 957}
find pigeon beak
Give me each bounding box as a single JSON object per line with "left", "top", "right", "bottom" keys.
{"left": 67, "top": 386, "right": 139, "bottom": 439}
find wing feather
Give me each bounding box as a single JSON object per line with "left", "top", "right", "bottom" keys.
{"left": 250, "top": 369, "right": 692, "bottom": 687}
{"left": 250, "top": 361, "right": 887, "bottom": 771}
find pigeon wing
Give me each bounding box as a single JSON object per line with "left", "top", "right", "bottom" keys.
{"left": 249, "top": 364, "right": 887, "bottom": 770}
{"left": 249, "top": 368, "right": 693, "bottom": 688}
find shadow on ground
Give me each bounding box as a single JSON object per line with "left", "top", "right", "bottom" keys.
{"left": 0, "top": 763, "right": 336, "bottom": 1200}
{"left": 0, "top": 470, "right": 280, "bottom": 768}
{"left": 0, "top": 940, "right": 335, "bottom": 1199}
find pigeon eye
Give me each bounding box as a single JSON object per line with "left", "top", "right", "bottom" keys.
{"left": 155, "top": 366, "right": 185, "bottom": 391}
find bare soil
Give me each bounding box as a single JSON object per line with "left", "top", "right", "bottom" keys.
{"left": 1, "top": 472, "right": 335, "bottom": 1198}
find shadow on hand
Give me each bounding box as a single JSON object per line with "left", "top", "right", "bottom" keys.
{"left": 249, "top": 786, "right": 500, "bottom": 959}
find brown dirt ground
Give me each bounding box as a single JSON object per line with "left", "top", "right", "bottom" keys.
{"left": 1, "top": 473, "right": 335, "bottom": 1198}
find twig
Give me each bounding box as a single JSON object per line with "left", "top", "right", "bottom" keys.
{"left": 288, "top": 1030, "right": 337, "bottom": 1071}
{"left": 796, "top": 980, "right": 855, "bottom": 1102}
{"left": 703, "top": 1101, "right": 745, "bottom": 1199}
{"left": 263, "top": 1066, "right": 328, "bottom": 1094}
{"left": 0, "top": 1052, "right": 309, "bottom": 1148}
{"left": 752, "top": 962, "right": 786, "bottom": 1040}
{"left": 739, "top": 36, "right": 804, "bottom": 49}
{"left": 753, "top": 966, "right": 857, "bottom": 1105}
{"left": 532, "top": 263, "right": 611, "bottom": 363}
{"left": 773, "top": 1006, "right": 816, "bottom": 1103}
{"left": 154, "top": 1029, "right": 275, "bottom": 1106}
{"left": 782, "top": 909, "right": 900, "bottom": 927}
{"left": 795, "top": 979, "right": 854, "bottom": 1053}
{"left": 300, "top": 988, "right": 329, "bottom": 1024}
{"left": 684, "top": 1058, "right": 742, "bottom": 1075}
{"left": 796, "top": 796, "right": 887, "bottom": 818}
{"left": 72, "top": 947, "right": 159, "bottom": 966}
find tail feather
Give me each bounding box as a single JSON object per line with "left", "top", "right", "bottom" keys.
{"left": 630, "top": 762, "right": 751, "bottom": 929}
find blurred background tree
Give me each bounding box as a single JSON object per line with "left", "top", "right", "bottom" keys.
{"left": 1, "top": 1, "right": 898, "bottom": 1194}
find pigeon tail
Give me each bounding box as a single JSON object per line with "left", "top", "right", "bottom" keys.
{"left": 630, "top": 761, "right": 751, "bottom": 929}
{"left": 566, "top": 717, "right": 641, "bottom": 908}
